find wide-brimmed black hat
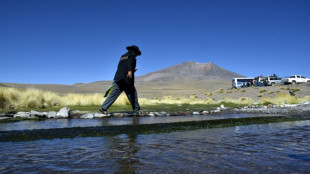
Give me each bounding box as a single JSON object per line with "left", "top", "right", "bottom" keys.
{"left": 126, "top": 45, "right": 141, "bottom": 55}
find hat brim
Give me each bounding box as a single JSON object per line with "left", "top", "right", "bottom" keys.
{"left": 126, "top": 46, "right": 141, "bottom": 55}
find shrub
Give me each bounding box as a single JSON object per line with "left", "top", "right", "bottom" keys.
{"left": 260, "top": 89, "right": 267, "bottom": 93}
{"left": 215, "top": 88, "right": 224, "bottom": 93}
{"left": 241, "top": 89, "right": 246, "bottom": 92}
{"left": 206, "top": 93, "right": 212, "bottom": 96}
{"left": 202, "top": 98, "right": 214, "bottom": 104}
{"left": 292, "top": 88, "right": 300, "bottom": 92}
{"left": 237, "top": 97, "right": 254, "bottom": 105}
{"left": 268, "top": 91, "right": 274, "bottom": 94}
{"left": 257, "top": 94, "right": 262, "bottom": 97}
{"left": 226, "top": 90, "right": 233, "bottom": 93}
{"left": 189, "top": 95, "right": 198, "bottom": 99}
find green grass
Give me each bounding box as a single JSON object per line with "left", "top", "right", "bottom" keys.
{"left": 0, "top": 104, "right": 220, "bottom": 114}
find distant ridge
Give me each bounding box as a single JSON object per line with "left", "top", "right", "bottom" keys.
{"left": 1, "top": 61, "right": 244, "bottom": 97}
{"left": 136, "top": 61, "right": 244, "bottom": 81}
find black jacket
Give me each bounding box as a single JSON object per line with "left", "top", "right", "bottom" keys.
{"left": 113, "top": 51, "right": 137, "bottom": 84}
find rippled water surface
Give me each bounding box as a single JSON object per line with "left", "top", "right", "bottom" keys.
{"left": 0, "top": 114, "right": 260, "bottom": 131}
{"left": 1, "top": 120, "right": 310, "bottom": 173}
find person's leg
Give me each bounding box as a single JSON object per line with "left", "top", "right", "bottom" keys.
{"left": 100, "top": 83, "right": 123, "bottom": 111}
{"left": 124, "top": 85, "right": 140, "bottom": 112}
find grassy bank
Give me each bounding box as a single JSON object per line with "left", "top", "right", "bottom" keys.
{"left": 1, "top": 86, "right": 310, "bottom": 112}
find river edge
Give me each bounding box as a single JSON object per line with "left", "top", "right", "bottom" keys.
{"left": 1, "top": 114, "right": 310, "bottom": 142}
{"left": 0, "top": 102, "right": 310, "bottom": 122}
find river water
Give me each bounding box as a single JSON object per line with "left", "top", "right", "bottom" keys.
{"left": 0, "top": 114, "right": 264, "bottom": 131}
{"left": 1, "top": 116, "right": 310, "bottom": 173}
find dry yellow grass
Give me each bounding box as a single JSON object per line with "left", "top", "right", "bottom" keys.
{"left": 220, "top": 97, "right": 254, "bottom": 105}
{"left": 215, "top": 89, "right": 224, "bottom": 93}
{"left": 259, "top": 89, "right": 267, "bottom": 93}
{"left": 267, "top": 91, "right": 274, "bottom": 94}
{"left": 226, "top": 89, "right": 233, "bottom": 93}
{"left": 1, "top": 87, "right": 310, "bottom": 109}
{"left": 0, "top": 87, "right": 130, "bottom": 109}
{"left": 298, "top": 96, "right": 310, "bottom": 103}
{"left": 258, "top": 93, "right": 299, "bottom": 105}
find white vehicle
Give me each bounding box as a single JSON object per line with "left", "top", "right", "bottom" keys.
{"left": 232, "top": 77, "right": 254, "bottom": 88}
{"left": 281, "top": 75, "right": 310, "bottom": 85}
{"left": 265, "top": 76, "right": 282, "bottom": 86}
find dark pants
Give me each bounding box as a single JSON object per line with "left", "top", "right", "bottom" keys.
{"left": 100, "top": 81, "right": 140, "bottom": 111}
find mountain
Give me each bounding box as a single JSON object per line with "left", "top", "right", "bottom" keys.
{"left": 1, "top": 61, "right": 244, "bottom": 97}
{"left": 136, "top": 61, "right": 244, "bottom": 81}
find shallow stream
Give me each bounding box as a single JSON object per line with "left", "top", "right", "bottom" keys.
{"left": 1, "top": 115, "right": 310, "bottom": 173}
{"left": 0, "top": 114, "right": 262, "bottom": 131}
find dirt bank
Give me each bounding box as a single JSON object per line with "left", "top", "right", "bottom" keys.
{"left": 196, "top": 83, "right": 310, "bottom": 102}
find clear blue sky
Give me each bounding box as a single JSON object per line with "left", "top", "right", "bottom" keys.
{"left": 1, "top": 0, "right": 309, "bottom": 85}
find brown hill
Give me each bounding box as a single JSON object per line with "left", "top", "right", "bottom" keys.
{"left": 0, "top": 61, "right": 244, "bottom": 97}
{"left": 134, "top": 61, "right": 245, "bottom": 97}
{"left": 136, "top": 61, "right": 244, "bottom": 81}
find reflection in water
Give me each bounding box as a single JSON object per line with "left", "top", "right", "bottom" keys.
{"left": 0, "top": 114, "right": 257, "bottom": 131}
{"left": 0, "top": 120, "right": 310, "bottom": 173}
{"left": 104, "top": 117, "right": 141, "bottom": 173}
{"left": 105, "top": 134, "right": 140, "bottom": 173}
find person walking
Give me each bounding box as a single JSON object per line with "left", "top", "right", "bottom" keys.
{"left": 99, "top": 45, "right": 141, "bottom": 115}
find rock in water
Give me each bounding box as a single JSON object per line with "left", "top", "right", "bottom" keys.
{"left": 30, "top": 110, "right": 47, "bottom": 117}
{"left": 81, "top": 113, "right": 94, "bottom": 119}
{"left": 14, "top": 112, "right": 32, "bottom": 118}
{"left": 56, "top": 107, "right": 71, "bottom": 118}
{"left": 47, "top": 111, "right": 57, "bottom": 118}
{"left": 94, "top": 113, "right": 111, "bottom": 117}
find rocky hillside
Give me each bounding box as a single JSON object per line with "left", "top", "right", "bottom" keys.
{"left": 136, "top": 61, "right": 244, "bottom": 82}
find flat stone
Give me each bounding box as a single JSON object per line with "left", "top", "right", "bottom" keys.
{"left": 30, "top": 110, "right": 47, "bottom": 117}
{"left": 201, "top": 110, "right": 209, "bottom": 114}
{"left": 212, "top": 109, "right": 221, "bottom": 113}
{"left": 155, "top": 112, "right": 165, "bottom": 116}
{"left": 298, "top": 102, "right": 310, "bottom": 107}
{"left": 283, "top": 104, "right": 297, "bottom": 108}
{"left": 81, "top": 113, "right": 94, "bottom": 119}
{"left": 148, "top": 113, "right": 156, "bottom": 117}
{"left": 47, "top": 111, "right": 57, "bottom": 118}
{"left": 56, "top": 107, "right": 71, "bottom": 118}
{"left": 113, "top": 113, "right": 124, "bottom": 117}
{"left": 94, "top": 113, "right": 110, "bottom": 118}
{"left": 160, "top": 112, "right": 167, "bottom": 115}
{"left": 14, "top": 112, "right": 32, "bottom": 118}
